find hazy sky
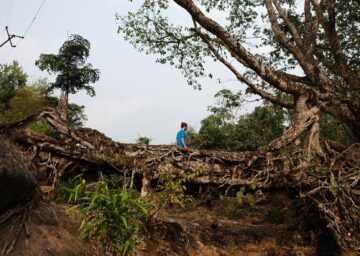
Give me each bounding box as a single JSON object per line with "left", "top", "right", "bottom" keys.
{"left": 0, "top": 0, "right": 258, "bottom": 144}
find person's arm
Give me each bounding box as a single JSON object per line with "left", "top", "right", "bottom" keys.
{"left": 181, "top": 137, "right": 187, "bottom": 148}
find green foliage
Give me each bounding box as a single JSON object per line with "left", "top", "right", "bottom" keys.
{"left": 232, "top": 104, "right": 285, "bottom": 151}
{"left": 28, "top": 121, "right": 55, "bottom": 136}
{"left": 118, "top": 0, "right": 359, "bottom": 91}
{"left": 225, "top": 187, "right": 257, "bottom": 218}
{"left": 0, "top": 76, "right": 87, "bottom": 130}
{"left": 67, "top": 103, "right": 88, "bottom": 128}
{"left": 118, "top": 0, "right": 360, "bottom": 141}
{"left": 57, "top": 174, "right": 85, "bottom": 203}
{"left": 35, "top": 34, "right": 99, "bottom": 125}
{"left": 117, "top": 3, "right": 210, "bottom": 89}
{"left": 0, "top": 88, "right": 86, "bottom": 142}
{"left": 63, "top": 177, "right": 148, "bottom": 256}
{"left": 148, "top": 166, "right": 203, "bottom": 214}
{"left": 0, "top": 61, "right": 27, "bottom": 109}
{"left": 191, "top": 90, "right": 348, "bottom": 149}
{"left": 188, "top": 89, "right": 243, "bottom": 150}
{"left": 208, "top": 89, "right": 242, "bottom": 125}
{"left": 194, "top": 115, "right": 229, "bottom": 150}
{"left": 190, "top": 90, "right": 286, "bottom": 151}
{"left": 104, "top": 174, "right": 126, "bottom": 190}
{"left": 235, "top": 187, "right": 255, "bottom": 207}
{"left": 319, "top": 113, "right": 347, "bottom": 145}
{"left": 40, "top": 86, "right": 88, "bottom": 128}
{"left": 185, "top": 126, "right": 201, "bottom": 148}
{"left": 116, "top": 0, "right": 272, "bottom": 88}
{"left": 7, "top": 86, "right": 46, "bottom": 119}
{"left": 136, "top": 136, "right": 152, "bottom": 145}
{"left": 0, "top": 84, "right": 47, "bottom": 123}
{"left": 36, "top": 34, "right": 100, "bottom": 97}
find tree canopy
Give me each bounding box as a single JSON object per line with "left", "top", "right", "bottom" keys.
{"left": 0, "top": 76, "right": 88, "bottom": 132}
{"left": 36, "top": 34, "right": 100, "bottom": 121}
{"left": 36, "top": 34, "right": 99, "bottom": 97}
{"left": 189, "top": 88, "right": 347, "bottom": 151}
{"left": 188, "top": 89, "right": 287, "bottom": 151}
{"left": 0, "top": 61, "right": 27, "bottom": 110}
{"left": 118, "top": 0, "right": 360, "bottom": 142}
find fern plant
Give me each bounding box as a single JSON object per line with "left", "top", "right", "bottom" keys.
{"left": 66, "top": 179, "right": 148, "bottom": 255}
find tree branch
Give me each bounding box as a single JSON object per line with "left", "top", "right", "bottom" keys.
{"left": 311, "top": 0, "right": 360, "bottom": 89}
{"left": 304, "top": 0, "right": 319, "bottom": 57}
{"left": 173, "top": 0, "right": 307, "bottom": 95}
{"left": 273, "top": 0, "right": 304, "bottom": 49}
{"left": 195, "top": 30, "right": 294, "bottom": 109}
{"left": 264, "top": 0, "right": 306, "bottom": 63}
{"left": 264, "top": 0, "right": 335, "bottom": 92}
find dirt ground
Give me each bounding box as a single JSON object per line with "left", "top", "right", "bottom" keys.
{"left": 137, "top": 192, "right": 339, "bottom": 256}
{"left": 0, "top": 192, "right": 342, "bottom": 256}
{"left": 0, "top": 202, "right": 91, "bottom": 256}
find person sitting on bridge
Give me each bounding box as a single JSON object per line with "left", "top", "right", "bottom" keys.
{"left": 176, "top": 122, "right": 188, "bottom": 149}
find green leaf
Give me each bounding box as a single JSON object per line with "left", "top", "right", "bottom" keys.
{"left": 120, "top": 216, "right": 128, "bottom": 228}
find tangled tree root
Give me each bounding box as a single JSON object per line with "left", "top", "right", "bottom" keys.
{"left": 0, "top": 138, "right": 38, "bottom": 256}
{"left": 1, "top": 203, "right": 33, "bottom": 256}
{"left": 0, "top": 108, "right": 359, "bottom": 253}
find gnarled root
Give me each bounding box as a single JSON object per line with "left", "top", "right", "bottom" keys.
{"left": 0, "top": 107, "right": 359, "bottom": 253}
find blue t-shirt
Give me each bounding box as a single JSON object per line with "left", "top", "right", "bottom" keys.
{"left": 176, "top": 129, "right": 186, "bottom": 148}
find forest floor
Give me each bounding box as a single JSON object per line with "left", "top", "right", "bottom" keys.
{"left": 0, "top": 202, "right": 88, "bottom": 256}
{"left": 138, "top": 191, "right": 339, "bottom": 256}
{"left": 0, "top": 191, "right": 340, "bottom": 256}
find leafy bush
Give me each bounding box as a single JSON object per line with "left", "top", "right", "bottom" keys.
{"left": 136, "top": 136, "right": 151, "bottom": 145}
{"left": 190, "top": 102, "right": 286, "bottom": 151}
{"left": 57, "top": 174, "right": 84, "bottom": 203}
{"left": 57, "top": 168, "right": 203, "bottom": 254}
{"left": 147, "top": 166, "right": 203, "bottom": 216}
{"left": 223, "top": 187, "right": 258, "bottom": 219}
{"left": 236, "top": 187, "right": 255, "bottom": 207}
{"left": 28, "top": 121, "right": 56, "bottom": 136}
{"left": 63, "top": 178, "right": 148, "bottom": 255}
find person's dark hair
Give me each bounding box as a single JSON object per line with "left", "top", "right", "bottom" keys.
{"left": 181, "top": 122, "right": 188, "bottom": 128}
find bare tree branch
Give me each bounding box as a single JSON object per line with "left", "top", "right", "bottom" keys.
{"left": 265, "top": 0, "right": 337, "bottom": 93}
{"left": 311, "top": 0, "right": 360, "bottom": 89}
{"left": 273, "top": 0, "right": 304, "bottom": 49}
{"left": 194, "top": 29, "right": 294, "bottom": 109}
{"left": 304, "top": 0, "right": 319, "bottom": 57}
{"left": 173, "top": 0, "right": 308, "bottom": 95}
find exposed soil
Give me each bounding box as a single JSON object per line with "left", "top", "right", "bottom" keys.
{"left": 0, "top": 192, "right": 342, "bottom": 256}
{"left": 0, "top": 202, "right": 91, "bottom": 256}
{"left": 138, "top": 192, "right": 341, "bottom": 256}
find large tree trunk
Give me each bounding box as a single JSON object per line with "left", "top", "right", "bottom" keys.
{"left": 292, "top": 93, "right": 324, "bottom": 159}
{"left": 57, "top": 89, "right": 69, "bottom": 123}
{"left": 170, "top": 0, "right": 360, "bottom": 143}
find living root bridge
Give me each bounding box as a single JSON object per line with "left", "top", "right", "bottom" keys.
{"left": 1, "top": 107, "right": 359, "bottom": 254}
